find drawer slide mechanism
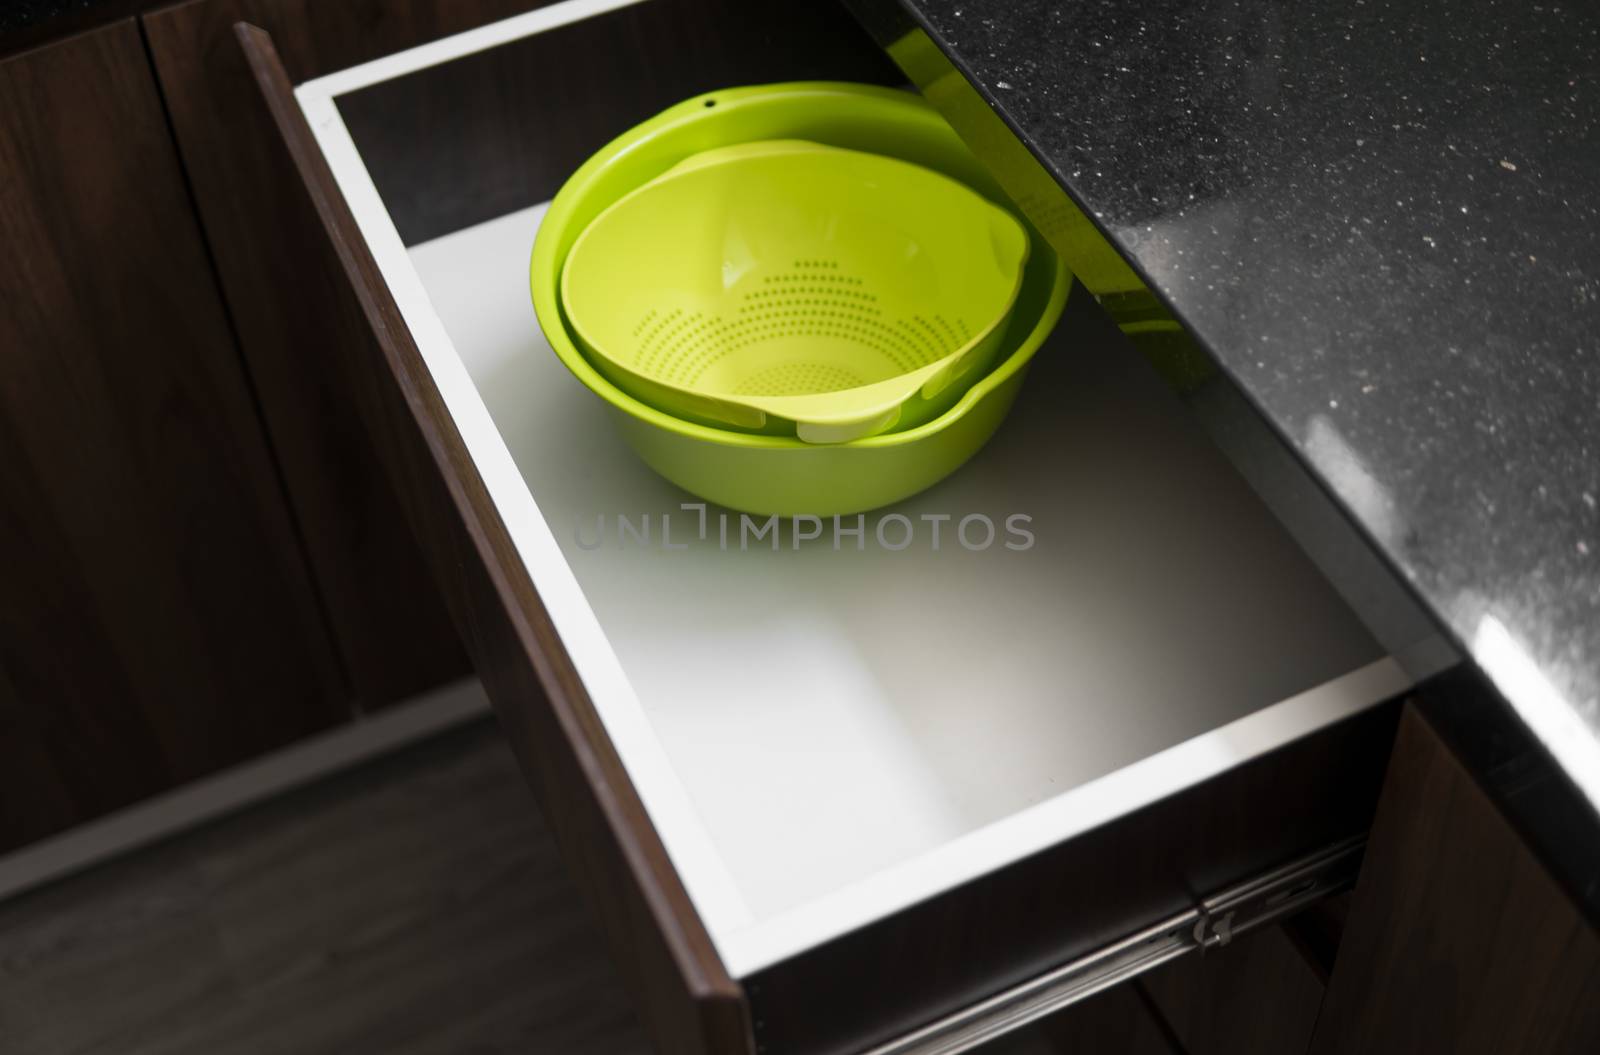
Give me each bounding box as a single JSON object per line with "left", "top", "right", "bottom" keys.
{"left": 864, "top": 837, "right": 1364, "bottom": 1055}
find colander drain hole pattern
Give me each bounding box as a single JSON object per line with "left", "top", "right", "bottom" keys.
{"left": 627, "top": 261, "right": 975, "bottom": 397}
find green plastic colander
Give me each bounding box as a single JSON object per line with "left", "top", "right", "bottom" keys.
{"left": 560, "top": 139, "right": 1029, "bottom": 444}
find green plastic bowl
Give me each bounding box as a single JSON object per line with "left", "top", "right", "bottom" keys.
{"left": 531, "top": 82, "right": 1070, "bottom": 516}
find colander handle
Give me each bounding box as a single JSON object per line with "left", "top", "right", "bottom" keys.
{"left": 921, "top": 324, "right": 999, "bottom": 401}
{"left": 796, "top": 406, "right": 903, "bottom": 445}
{"left": 675, "top": 390, "right": 768, "bottom": 431}
{"left": 920, "top": 202, "right": 1033, "bottom": 399}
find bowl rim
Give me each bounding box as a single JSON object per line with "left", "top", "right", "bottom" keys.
{"left": 531, "top": 80, "right": 1069, "bottom": 451}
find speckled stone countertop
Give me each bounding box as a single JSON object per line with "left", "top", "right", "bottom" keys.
{"left": 869, "top": 1, "right": 1600, "bottom": 816}
{"left": 0, "top": 0, "right": 121, "bottom": 35}
{"left": 0, "top": 0, "right": 158, "bottom": 58}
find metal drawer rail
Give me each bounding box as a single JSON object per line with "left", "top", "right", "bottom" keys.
{"left": 862, "top": 836, "right": 1363, "bottom": 1055}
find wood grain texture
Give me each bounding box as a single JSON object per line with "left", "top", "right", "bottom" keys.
{"left": 1413, "top": 663, "right": 1600, "bottom": 931}
{"left": 0, "top": 720, "right": 651, "bottom": 1055}
{"left": 235, "top": 24, "right": 751, "bottom": 1055}
{"left": 140, "top": 0, "right": 549, "bottom": 710}
{"left": 1140, "top": 925, "right": 1325, "bottom": 1055}
{"left": 1308, "top": 705, "right": 1600, "bottom": 1055}
{"left": 0, "top": 18, "right": 346, "bottom": 852}
{"left": 1280, "top": 892, "right": 1350, "bottom": 981}
{"left": 1038, "top": 983, "right": 1178, "bottom": 1055}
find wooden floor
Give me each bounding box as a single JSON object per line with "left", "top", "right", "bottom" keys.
{"left": 0, "top": 719, "right": 650, "bottom": 1055}
{"left": 0, "top": 718, "right": 1177, "bottom": 1055}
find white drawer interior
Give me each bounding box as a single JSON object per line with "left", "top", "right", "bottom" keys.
{"left": 297, "top": 0, "right": 1409, "bottom": 980}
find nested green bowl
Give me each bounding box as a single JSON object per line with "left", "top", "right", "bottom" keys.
{"left": 531, "top": 81, "right": 1070, "bottom": 516}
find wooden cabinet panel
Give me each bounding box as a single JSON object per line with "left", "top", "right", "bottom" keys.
{"left": 1309, "top": 706, "right": 1600, "bottom": 1055}
{"left": 1038, "top": 983, "right": 1177, "bottom": 1054}
{"left": 138, "top": 0, "right": 553, "bottom": 709}
{"left": 1141, "top": 925, "right": 1325, "bottom": 1055}
{"left": 0, "top": 18, "right": 347, "bottom": 850}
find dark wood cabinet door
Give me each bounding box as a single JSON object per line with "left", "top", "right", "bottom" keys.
{"left": 138, "top": 0, "right": 551, "bottom": 710}
{"left": 1309, "top": 706, "right": 1600, "bottom": 1055}
{"left": 0, "top": 18, "right": 348, "bottom": 851}
{"left": 1140, "top": 924, "right": 1325, "bottom": 1055}
{"left": 1037, "top": 982, "right": 1177, "bottom": 1054}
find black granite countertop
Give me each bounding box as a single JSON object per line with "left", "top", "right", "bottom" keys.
{"left": 0, "top": 0, "right": 106, "bottom": 33}
{"left": 0, "top": 0, "right": 158, "bottom": 58}
{"left": 870, "top": 3, "right": 1600, "bottom": 818}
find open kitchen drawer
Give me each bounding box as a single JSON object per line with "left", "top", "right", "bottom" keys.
{"left": 239, "top": 1, "right": 1414, "bottom": 1051}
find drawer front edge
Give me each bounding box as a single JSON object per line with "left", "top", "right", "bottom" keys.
{"left": 746, "top": 698, "right": 1403, "bottom": 1055}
